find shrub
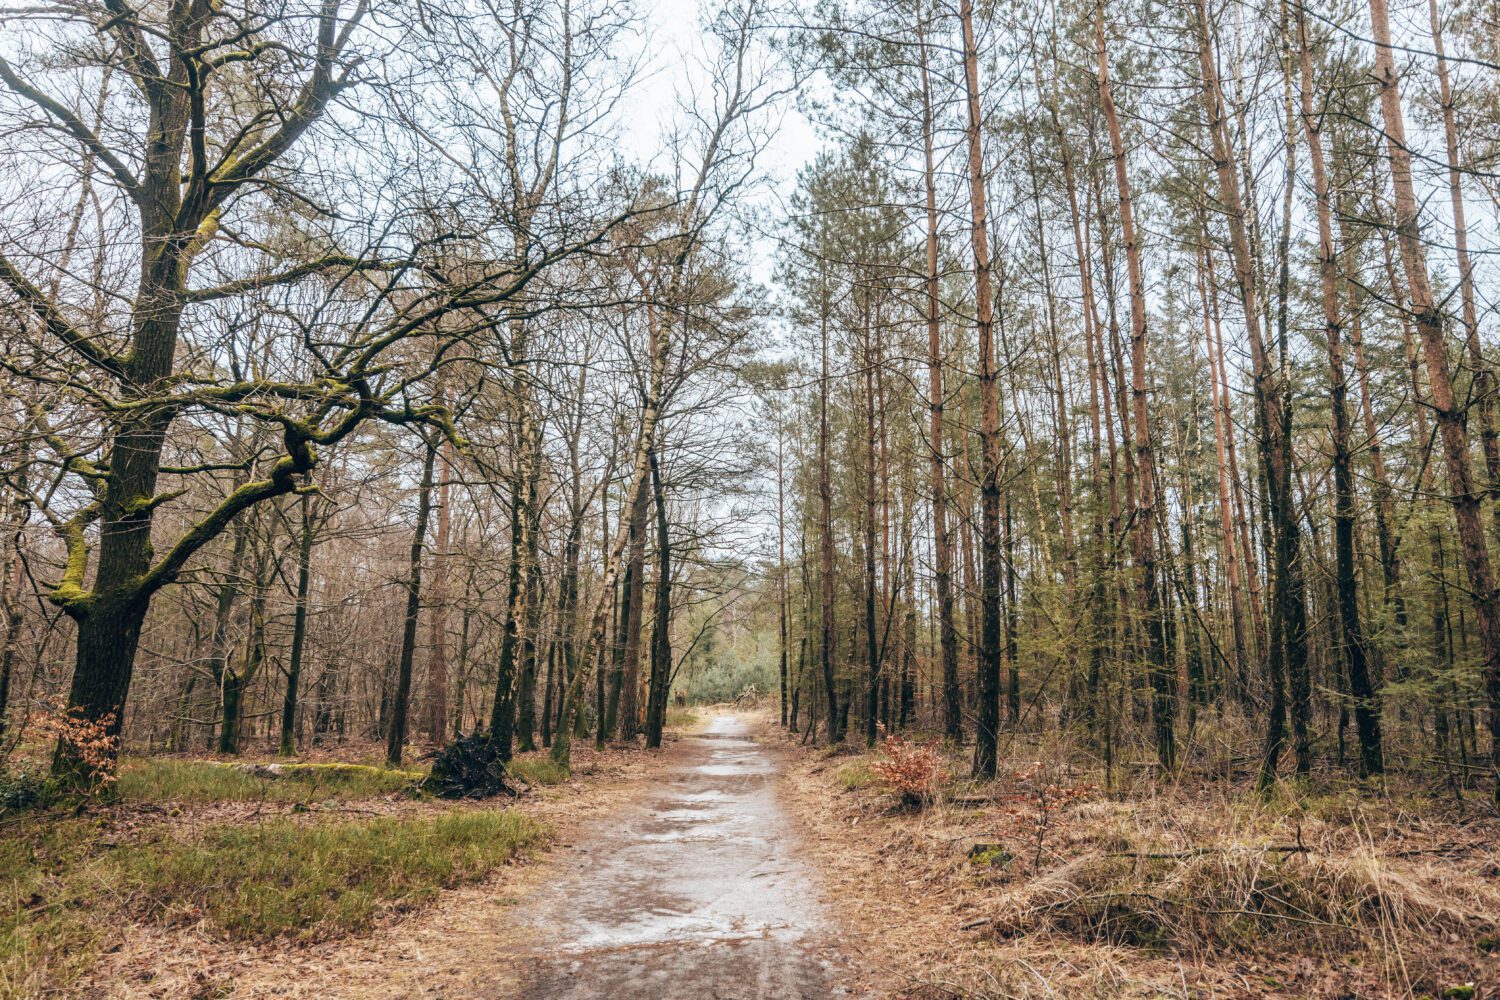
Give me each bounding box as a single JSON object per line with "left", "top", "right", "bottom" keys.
{"left": 1000, "top": 761, "right": 1098, "bottom": 868}
{"left": 0, "top": 704, "right": 121, "bottom": 814}
{"left": 33, "top": 705, "right": 119, "bottom": 794}
{"left": 868, "top": 724, "right": 944, "bottom": 807}
{"left": 0, "top": 770, "right": 52, "bottom": 813}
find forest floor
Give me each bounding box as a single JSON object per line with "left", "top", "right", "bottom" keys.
{"left": 12, "top": 711, "right": 1498, "bottom": 998}
{"left": 10, "top": 710, "right": 872, "bottom": 999}
{"left": 770, "top": 716, "right": 1500, "bottom": 999}
{"left": 4, "top": 728, "right": 678, "bottom": 998}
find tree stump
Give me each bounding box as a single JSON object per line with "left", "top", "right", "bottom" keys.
{"left": 422, "top": 731, "right": 515, "bottom": 799}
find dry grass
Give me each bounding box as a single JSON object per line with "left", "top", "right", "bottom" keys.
{"left": 766, "top": 719, "right": 1500, "bottom": 999}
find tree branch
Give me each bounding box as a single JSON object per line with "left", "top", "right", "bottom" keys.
{"left": 0, "top": 253, "right": 129, "bottom": 378}
{"left": 0, "top": 55, "right": 142, "bottom": 197}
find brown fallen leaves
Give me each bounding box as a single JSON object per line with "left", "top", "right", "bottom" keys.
{"left": 766, "top": 717, "right": 1500, "bottom": 999}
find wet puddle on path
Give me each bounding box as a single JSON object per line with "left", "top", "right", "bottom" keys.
{"left": 512, "top": 715, "right": 861, "bottom": 998}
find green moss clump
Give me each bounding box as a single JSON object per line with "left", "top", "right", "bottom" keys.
{"left": 967, "top": 844, "right": 1013, "bottom": 869}
{"left": 115, "top": 759, "right": 423, "bottom": 804}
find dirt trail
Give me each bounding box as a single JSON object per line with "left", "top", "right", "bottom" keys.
{"left": 80, "top": 716, "right": 864, "bottom": 999}
{"left": 512, "top": 713, "right": 863, "bottom": 999}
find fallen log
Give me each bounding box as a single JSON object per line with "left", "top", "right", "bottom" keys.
{"left": 1106, "top": 845, "right": 1309, "bottom": 860}
{"left": 211, "top": 761, "right": 423, "bottom": 781}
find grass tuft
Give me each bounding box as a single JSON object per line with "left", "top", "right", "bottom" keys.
{"left": 664, "top": 706, "right": 700, "bottom": 731}
{"left": 0, "top": 806, "right": 548, "bottom": 996}
{"left": 115, "top": 808, "right": 548, "bottom": 940}
{"left": 984, "top": 800, "right": 1500, "bottom": 963}
{"left": 507, "top": 756, "right": 569, "bottom": 786}
{"left": 837, "top": 760, "right": 877, "bottom": 790}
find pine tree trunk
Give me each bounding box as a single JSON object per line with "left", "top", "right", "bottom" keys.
{"left": 1339, "top": 211, "right": 1404, "bottom": 640}
{"left": 1295, "top": 9, "right": 1382, "bottom": 775}
{"left": 917, "top": 19, "right": 961, "bottom": 744}
{"left": 1198, "top": 247, "right": 1250, "bottom": 700}
{"left": 1194, "top": 0, "right": 1309, "bottom": 785}
{"left": 1004, "top": 497, "right": 1020, "bottom": 726}
{"left": 1368, "top": 0, "right": 1500, "bottom": 801}
{"left": 863, "top": 311, "right": 881, "bottom": 749}
{"left": 818, "top": 282, "right": 840, "bottom": 744}
{"left": 645, "top": 449, "right": 673, "bottom": 749}
{"left": 1099, "top": 4, "right": 1174, "bottom": 770}
{"left": 1273, "top": 28, "right": 1312, "bottom": 776}
{"left": 1427, "top": 0, "right": 1500, "bottom": 540}
{"left": 778, "top": 428, "right": 790, "bottom": 727}
{"left": 620, "top": 408, "right": 652, "bottom": 740}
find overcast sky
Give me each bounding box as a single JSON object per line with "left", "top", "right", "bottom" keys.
{"left": 621, "top": 0, "right": 820, "bottom": 287}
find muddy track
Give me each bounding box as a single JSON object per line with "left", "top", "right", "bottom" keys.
{"left": 511, "top": 714, "right": 863, "bottom": 999}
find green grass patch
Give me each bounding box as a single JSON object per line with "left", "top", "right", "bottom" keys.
{"left": 0, "top": 807, "right": 548, "bottom": 996}
{"left": 507, "top": 756, "right": 569, "bottom": 786}
{"left": 116, "top": 758, "right": 424, "bottom": 804}
{"left": 115, "top": 808, "right": 548, "bottom": 940}
{"left": 0, "top": 814, "right": 111, "bottom": 997}
{"left": 838, "top": 760, "right": 877, "bottom": 790}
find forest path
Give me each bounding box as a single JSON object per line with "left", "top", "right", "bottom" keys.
{"left": 511, "top": 713, "right": 863, "bottom": 999}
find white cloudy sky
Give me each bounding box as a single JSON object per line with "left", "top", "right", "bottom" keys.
{"left": 618, "top": 0, "right": 821, "bottom": 285}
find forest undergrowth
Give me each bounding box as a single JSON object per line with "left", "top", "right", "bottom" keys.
{"left": 771, "top": 715, "right": 1499, "bottom": 999}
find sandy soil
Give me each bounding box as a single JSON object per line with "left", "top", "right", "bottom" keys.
{"left": 510, "top": 713, "right": 868, "bottom": 999}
